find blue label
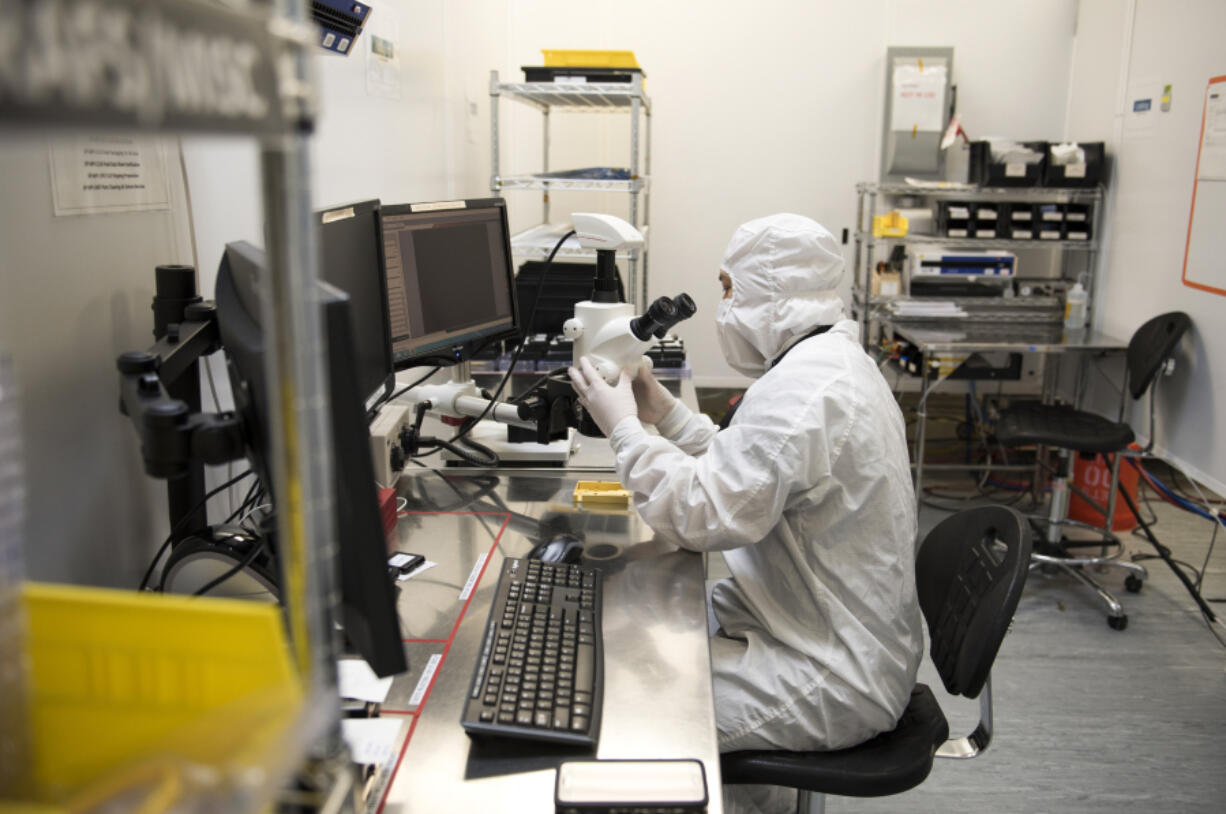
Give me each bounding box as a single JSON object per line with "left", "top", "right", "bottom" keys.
{"left": 1133, "top": 98, "right": 1152, "bottom": 112}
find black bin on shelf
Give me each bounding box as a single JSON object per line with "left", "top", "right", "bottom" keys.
{"left": 1043, "top": 142, "right": 1104, "bottom": 188}
{"left": 972, "top": 202, "right": 1000, "bottom": 239}
{"left": 969, "top": 140, "right": 1048, "bottom": 187}
{"left": 938, "top": 201, "right": 973, "bottom": 237}
{"left": 1063, "top": 203, "right": 1093, "bottom": 240}
{"left": 1035, "top": 203, "right": 1065, "bottom": 241}
{"left": 1005, "top": 203, "right": 1036, "bottom": 240}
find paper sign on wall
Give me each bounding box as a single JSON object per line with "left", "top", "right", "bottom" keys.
{"left": 365, "top": 8, "right": 401, "bottom": 100}
{"left": 891, "top": 64, "right": 947, "bottom": 133}
{"left": 1196, "top": 84, "right": 1226, "bottom": 181}
{"left": 49, "top": 135, "right": 170, "bottom": 216}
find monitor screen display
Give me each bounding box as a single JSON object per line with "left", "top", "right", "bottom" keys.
{"left": 380, "top": 199, "right": 519, "bottom": 367}
{"left": 317, "top": 200, "right": 394, "bottom": 408}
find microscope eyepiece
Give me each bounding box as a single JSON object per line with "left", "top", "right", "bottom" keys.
{"left": 629, "top": 294, "right": 697, "bottom": 341}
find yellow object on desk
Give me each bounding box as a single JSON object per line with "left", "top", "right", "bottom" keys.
{"left": 872, "top": 211, "right": 910, "bottom": 237}
{"left": 573, "top": 481, "right": 633, "bottom": 508}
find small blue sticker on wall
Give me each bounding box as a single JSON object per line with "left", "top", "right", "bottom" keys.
{"left": 1133, "top": 98, "right": 1152, "bottom": 113}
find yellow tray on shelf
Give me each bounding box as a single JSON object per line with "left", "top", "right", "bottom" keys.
{"left": 2, "top": 582, "right": 304, "bottom": 813}
{"left": 542, "top": 49, "right": 640, "bottom": 69}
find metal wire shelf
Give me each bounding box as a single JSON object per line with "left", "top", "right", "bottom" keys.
{"left": 511, "top": 223, "right": 647, "bottom": 260}
{"left": 495, "top": 174, "right": 647, "bottom": 193}
{"left": 495, "top": 81, "right": 651, "bottom": 112}
{"left": 856, "top": 182, "right": 1103, "bottom": 203}
{"left": 854, "top": 231, "right": 1098, "bottom": 251}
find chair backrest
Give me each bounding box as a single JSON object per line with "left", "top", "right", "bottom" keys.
{"left": 1126, "top": 312, "right": 1191, "bottom": 399}
{"left": 916, "top": 506, "right": 1031, "bottom": 700}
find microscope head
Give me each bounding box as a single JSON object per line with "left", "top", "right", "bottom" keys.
{"left": 572, "top": 213, "right": 645, "bottom": 252}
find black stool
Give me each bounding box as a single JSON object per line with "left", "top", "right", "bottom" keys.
{"left": 996, "top": 311, "right": 1191, "bottom": 629}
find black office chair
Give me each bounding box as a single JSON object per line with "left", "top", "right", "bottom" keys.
{"left": 995, "top": 311, "right": 1191, "bottom": 630}
{"left": 721, "top": 506, "right": 1031, "bottom": 814}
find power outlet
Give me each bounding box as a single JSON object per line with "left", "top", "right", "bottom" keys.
{"left": 370, "top": 403, "right": 411, "bottom": 487}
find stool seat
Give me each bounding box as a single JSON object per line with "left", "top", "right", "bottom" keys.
{"left": 720, "top": 684, "right": 950, "bottom": 798}
{"left": 996, "top": 402, "right": 1135, "bottom": 454}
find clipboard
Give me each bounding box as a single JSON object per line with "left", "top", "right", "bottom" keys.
{"left": 1181, "top": 74, "right": 1226, "bottom": 297}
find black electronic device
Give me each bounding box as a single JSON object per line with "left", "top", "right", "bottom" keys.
{"left": 461, "top": 557, "right": 604, "bottom": 747}
{"left": 515, "top": 260, "right": 625, "bottom": 336}
{"left": 317, "top": 199, "right": 395, "bottom": 412}
{"left": 521, "top": 66, "right": 644, "bottom": 83}
{"left": 310, "top": 0, "right": 371, "bottom": 55}
{"left": 909, "top": 279, "right": 1008, "bottom": 298}
{"left": 216, "top": 241, "right": 408, "bottom": 678}
{"left": 380, "top": 198, "right": 520, "bottom": 369}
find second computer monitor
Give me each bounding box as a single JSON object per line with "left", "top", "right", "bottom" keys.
{"left": 316, "top": 199, "right": 394, "bottom": 410}
{"left": 380, "top": 198, "right": 520, "bottom": 368}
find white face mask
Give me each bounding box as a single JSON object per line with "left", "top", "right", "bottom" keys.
{"left": 716, "top": 298, "right": 767, "bottom": 377}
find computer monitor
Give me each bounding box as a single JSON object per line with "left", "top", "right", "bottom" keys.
{"left": 215, "top": 241, "right": 408, "bottom": 677}
{"left": 379, "top": 198, "right": 520, "bottom": 368}
{"left": 316, "top": 199, "right": 394, "bottom": 411}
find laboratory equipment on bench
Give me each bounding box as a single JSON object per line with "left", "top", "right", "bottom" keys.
{"left": 387, "top": 207, "right": 696, "bottom": 464}
{"left": 460, "top": 557, "right": 605, "bottom": 747}
{"left": 910, "top": 248, "right": 1017, "bottom": 278}
{"left": 376, "top": 197, "right": 565, "bottom": 464}
{"left": 562, "top": 212, "right": 696, "bottom": 385}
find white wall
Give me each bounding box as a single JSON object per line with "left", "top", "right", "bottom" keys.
{"left": 501, "top": 0, "right": 1080, "bottom": 386}
{"left": 0, "top": 135, "right": 194, "bottom": 586}
{"left": 1069, "top": 0, "right": 1226, "bottom": 493}
{"left": 185, "top": 0, "right": 509, "bottom": 301}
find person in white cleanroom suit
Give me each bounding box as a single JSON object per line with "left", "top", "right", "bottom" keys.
{"left": 569, "top": 214, "right": 923, "bottom": 810}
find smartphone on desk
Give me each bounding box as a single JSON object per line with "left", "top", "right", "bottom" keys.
{"left": 555, "top": 759, "right": 708, "bottom": 813}
{"left": 387, "top": 552, "right": 425, "bottom": 580}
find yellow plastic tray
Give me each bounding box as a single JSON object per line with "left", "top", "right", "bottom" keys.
{"left": 573, "top": 480, "right": 632, "bottom": 508}
{"left": 3, "top": 582, "right": 303, "bottom": 811}
{"left": 872, "top": 211, "right": 910, "bottom": 238}
{"left": 542, "top": 49, "right": 640, "bottom": 69}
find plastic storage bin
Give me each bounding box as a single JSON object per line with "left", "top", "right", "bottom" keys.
{"left": 2, "top": 582, "right": 304, "bottom": 813}
{"left": 1043, "top": 142, "right": 1104, "bottom": 188}
{"left": 969, "top": 140, "right": 1048, "bottom": 187}
{"left": 1068, "top": 448, "right": 1140, "bottom": 530}
{"left": 938, "top": 201, "right": 972, "bottom": 237}
{"left": 972, "top": 204, "right": 999, "bottom": 238}
{"left": 1006, "top": 204, "right": 1035, "bottom": 239}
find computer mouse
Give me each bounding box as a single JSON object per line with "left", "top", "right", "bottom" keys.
{"left": 530, "top": 533, "right": 586, "bottom": 564}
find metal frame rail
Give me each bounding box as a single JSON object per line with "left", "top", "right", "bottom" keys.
{"left": 490, "top": 70, "right": 652, "bottom": 307}
{"left": 2, "top": 0, "right": 351, "bottom": 809}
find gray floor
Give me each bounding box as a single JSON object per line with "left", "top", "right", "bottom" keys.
{"left": 708, "top": 486, "right": 1226, "bottom": 813}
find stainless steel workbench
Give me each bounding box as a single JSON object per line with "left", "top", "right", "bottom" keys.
{"left": 368, "top": 379, "right": 723, "bottom": 813}
{"left": 888, "top": 320, "right": 1128, "bottom": 507}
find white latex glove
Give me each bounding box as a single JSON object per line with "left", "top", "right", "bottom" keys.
{"left": 631, "top": 365, "right": 677, "bottom": 426}
{"left": 568, "top": 357, "right": 638, "bottom": 437}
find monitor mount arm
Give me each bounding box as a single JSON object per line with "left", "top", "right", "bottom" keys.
{"left": 116, "top": 266, "right": 246, "bottom": 537}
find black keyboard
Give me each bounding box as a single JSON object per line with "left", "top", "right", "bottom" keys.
{"left": 461, "top": 557, "right": 603, "bottom": 747}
